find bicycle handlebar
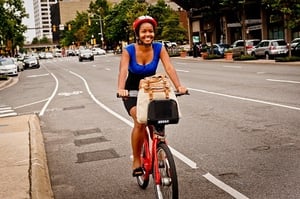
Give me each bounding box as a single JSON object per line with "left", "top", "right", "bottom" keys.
{"left": 116, "top": 90, "right": 189, "bottom": 98}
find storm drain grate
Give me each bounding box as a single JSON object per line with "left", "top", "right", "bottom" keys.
{"left": 76, "top": 148, "right": 120, "bottom": 163}
{"left": 63, "top": 105, "right": 85, "bottom": 111}
{"left": 74, "top": 136, "right": 108, "bottom": 146}
{"left": 73, "top": 128, "right": 101, "bottom": 136}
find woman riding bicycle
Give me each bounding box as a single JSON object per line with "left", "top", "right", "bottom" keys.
{"left": 117, "top": 15, "right": 187, "bottom": 177}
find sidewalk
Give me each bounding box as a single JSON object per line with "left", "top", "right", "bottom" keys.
{"left": 0, "top": 78, "right": 53, "bottom": 199}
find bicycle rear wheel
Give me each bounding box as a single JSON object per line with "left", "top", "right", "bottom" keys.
{"left": 137, "top": 144, "right": 149, "bottom": 189}
{"left": 153, "top": 142, "right": 178, "bottom": 199}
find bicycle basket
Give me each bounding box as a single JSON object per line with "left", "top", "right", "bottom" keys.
{"left": 147, "top": 99, "right": 179, "bottom": 125}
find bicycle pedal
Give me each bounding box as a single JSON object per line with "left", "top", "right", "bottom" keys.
{"left": 161, "top": 177, "right": 172, "bottom": 186}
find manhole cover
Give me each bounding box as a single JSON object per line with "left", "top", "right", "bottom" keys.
{"left": 76, "top": 148, "right": 120, "bottom": 163}
{"left": 251, "top": 145, "right": 270, "bottom": 151}
{"left": 63, "top": 105, "right": 85, "bottom": 111}
{"left": 73, "top": 128, "right": 101, "bottom": 136}
{"left": 74, "top": 136, "right": 108, "bottom": 146}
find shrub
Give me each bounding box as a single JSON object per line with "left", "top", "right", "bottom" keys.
{"left": 275, "top": 56, "right": 300, "bottom": 62}
{"left": 234, "top": 55, "right": 257, "bottom": 61}
{"left": 205, "top": 54, "right": 223, "bottom": 59}
{"left": 0, "top": 75, "right": 8, "bottom": 80}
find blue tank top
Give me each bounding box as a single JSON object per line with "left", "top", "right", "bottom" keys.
{"left": 125, "top": 42, "right": 162, "bottom": 75}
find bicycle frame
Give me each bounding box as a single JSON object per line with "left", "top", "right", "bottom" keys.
{"left": 142, "top": 124, "right": 166, "bottom": 185}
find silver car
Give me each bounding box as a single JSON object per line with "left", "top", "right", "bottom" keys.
{"left": 78, "top": 49, "right": 94, "bottom": 62}
{"left": 0, "top": 58, "right": 18, "bottom": 76}
{"left": 251, "top": 39, "right": 288, "bottom": 59}
{"left": 231, "top": 39, "right": 260, "bottom": 57}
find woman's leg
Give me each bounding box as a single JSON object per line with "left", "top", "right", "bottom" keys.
{"left": 130, "top": 107, "right": 146, "bottom": 169}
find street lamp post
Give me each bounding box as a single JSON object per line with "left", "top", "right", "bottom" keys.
{"left": 91, "top": 14, "right": 104, "bottom": 48}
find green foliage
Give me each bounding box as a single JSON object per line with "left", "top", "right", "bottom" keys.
{"left": 275, "top": 56, "right": 300, "bottom": 62}
{"left": 262, "top": 0, "right": 300, "bottom": 30}
{"left": 233, "top": 54, "right": 257, "bottom": 61}
{"left": 0, "top": 0, "right": 27, "bottom": 53}
{"left": 205, "top": 54, "right": 223, "bottom": 59}
{"left": 59, "top": 0, "right": 187, "bottom": 47}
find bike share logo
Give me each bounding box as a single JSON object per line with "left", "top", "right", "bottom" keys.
{"left": 157, "top": 120, "right": 169, "bottom": 124}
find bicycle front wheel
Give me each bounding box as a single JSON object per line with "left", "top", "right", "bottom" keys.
{"left": 153, "top": 142, "right": 178, "bottom": 199}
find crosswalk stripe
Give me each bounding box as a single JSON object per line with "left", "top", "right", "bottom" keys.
{"left": 0, "top": 112, "right": 18, "bottom": 118}
{"left": 0, "top": 110, "right": 14, "bottom": 113}
{"left": 0, "top": 105, "right": 17, "bottom": 118}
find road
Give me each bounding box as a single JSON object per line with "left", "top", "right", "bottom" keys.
{"left": 0, "top": 55, "right": 299, "bottom": 199}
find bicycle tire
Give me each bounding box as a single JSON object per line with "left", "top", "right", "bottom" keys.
{"left": 136, "top": 144, "right": 150, "bottom": 189}
{"left": 153, "top": 142, "right": 178, "bottom": 199}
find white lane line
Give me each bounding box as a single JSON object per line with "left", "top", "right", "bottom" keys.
{"left": 203, "top": 173, "right": 249, "bottom": 199}
{"left": 169, "top": 147, "right": 198, "bottom": 169}
{"left": 39, "top": 73, "right": 59, "bottom": 116}
{"left": 223, "top": 65, "right": 242, "bottom": 68}
{"left": 266, "top": 78, "right": 300, "bottom": 84}
{"left": 189, "top": 88, "right": 300, "bottom": 111}
{"left": 176, "top": 69, "right": 189, "bottom": 73}
{"left": 14, "top": 99, "right": 48, "bottom": 109}
{"left": 69, "top": 70, "right": 197, "bottom": 169}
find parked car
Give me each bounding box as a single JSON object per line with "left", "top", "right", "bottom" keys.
{"left": 12, "top": 58, "right": 24, "bottom": 72}
{"left": 66, "top": 49, "right": 76, "bottom": 56}
{"left": 0, "top": 58, "right": 18, "bottom": 76}
{"left": 231, "top": 39, "right": 260, "bottom": 57}
{"left": 251, "top": 39, "right": 288, "bottom": 59}
{"left": 92, "top": 48, "right": 106, "bottom": 55}
{"left": 210, "top": 43, "right": 230, "bottom": 56}
{"left": 290, "top": 38, "right": 300, "bottom": 48}
{"left": 291, "top": 42, "right": 300, "bottom": 56}
{"left": 23, "top": 56, "right": 40, "bottom": 69}
{"left": 157, "top": 40, "right": 170, "bottom": 48}
{"left": 53, "top": 49, "right": 62, "bottom": 57}
{"left": 78, "top": 49, "right": 94, "bottom": 62}
{"left": 45, "top": 52, "right": 53, "bottom": 59}
{"left": 39, "top": 52, "right": 46, "bottom": 59}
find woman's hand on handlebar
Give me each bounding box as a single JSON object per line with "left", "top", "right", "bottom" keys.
{"left": 176, "top": 86, "right": 188, "bottom": 94}
{"left": 117, "top": 89, "right": 128, "bottom": 97}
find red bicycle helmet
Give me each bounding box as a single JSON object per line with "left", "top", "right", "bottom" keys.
{"left": 132, "top": 15, "right": 157, "bottom": 31}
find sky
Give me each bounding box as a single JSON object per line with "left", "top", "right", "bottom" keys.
{"left": 22, "top": 0, "right": 36, "bottom": 43}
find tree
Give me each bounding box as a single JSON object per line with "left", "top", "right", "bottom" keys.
{"left": 60, "top": 11, "right": 90, "bottom": 46}
{"left": 0, "top": 0, "right": 28, "bottom": 55}
{"left": 161, "top": 13, "right": 187, "bottom": 42}
{"left": 262, "top": 0, "right": 300, "bottom": 56}
{"left": 220, "top": 0, "right": 249, "bottom": 54}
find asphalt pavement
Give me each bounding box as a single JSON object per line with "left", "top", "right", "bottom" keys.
{"left": 0, "top": 57, "right": 298, "bottom": 199}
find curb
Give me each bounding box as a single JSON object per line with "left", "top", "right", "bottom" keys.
{"left": 29, "top": 114, "right": 54, "bottom": 199}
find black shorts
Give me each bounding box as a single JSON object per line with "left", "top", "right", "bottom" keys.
{"left": 123, "top": 97, "right": 137, "bottom": 116}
